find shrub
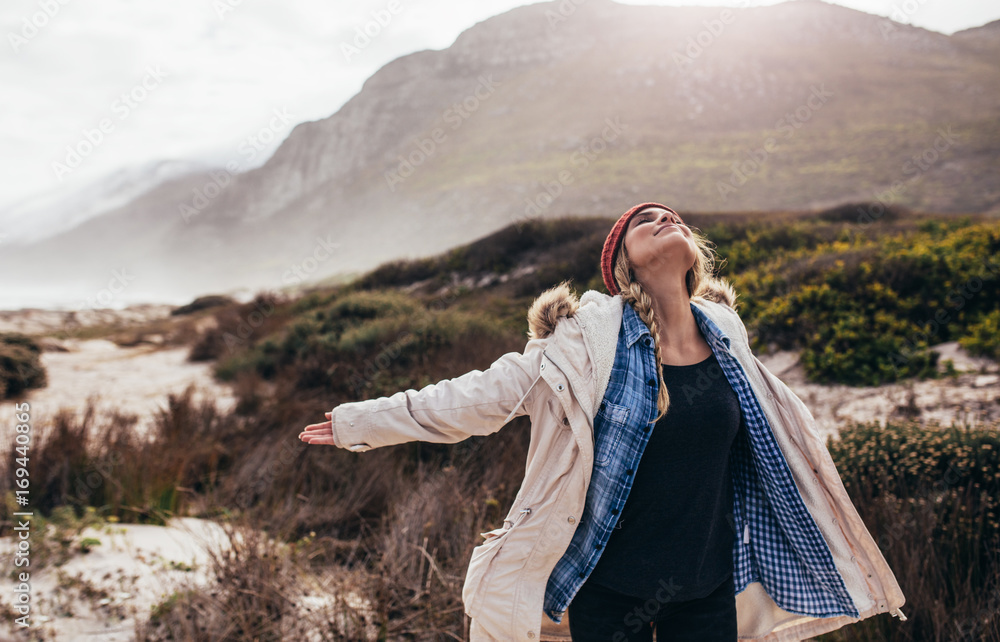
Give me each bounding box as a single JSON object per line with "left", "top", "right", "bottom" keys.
{"left": 188, "top": 292, "right": 288, "bottom": 363}
{"left": 170, "top": 295, "right": 236, "bottom": 316}
{"left": 733, "top": 221, "right": 1000, "bottom": 385}
{"left": 959, "top": 308, "right": 1000, "bottom": 360}
{"left": 0, "top": 386, "right": 241, "bottom": 528}
{"left": 0, "top": 332, "right": 46, "bottom": 399}
{"left": 819, "top": 420, "right": 1000, "bottom": 641}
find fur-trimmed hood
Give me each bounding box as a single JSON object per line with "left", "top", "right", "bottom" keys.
{"left": 527, "top": 278, "right": 739, "bottom": 340}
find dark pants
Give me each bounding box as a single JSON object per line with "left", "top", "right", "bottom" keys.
{"left": 567, "top": 572, "right": 737, "bottom": 642}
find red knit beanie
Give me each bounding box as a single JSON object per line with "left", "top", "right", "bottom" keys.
{"left": 601, "top": 202, "right": 682, "bottom": 295}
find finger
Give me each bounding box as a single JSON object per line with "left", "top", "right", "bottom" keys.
{"left": 299, "top": 431, "right": 331, "bottom": 442}
{"left": 300, "top": 435, "right": 337, "bottom": 446}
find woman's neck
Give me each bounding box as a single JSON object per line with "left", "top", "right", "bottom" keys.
{"left": 645, "top": 282, "right": 701, "bottom": 354}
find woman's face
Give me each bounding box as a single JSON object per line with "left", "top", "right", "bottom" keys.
{"left": 622, "top": 206, "right": 697, "bottom": 285}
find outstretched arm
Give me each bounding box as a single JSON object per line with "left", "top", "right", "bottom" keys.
{"left": 298, "top": 336, "right": 549, "bottom": 452}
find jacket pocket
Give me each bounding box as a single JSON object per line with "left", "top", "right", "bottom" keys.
{"left": 478, "top": 506, "right": 530, "bottom": 542}
{"left": 464, "top": 507, "right": 532, "bottom": 615}
{"left": 593, "top": 401, "right": 629, "bottom": 467}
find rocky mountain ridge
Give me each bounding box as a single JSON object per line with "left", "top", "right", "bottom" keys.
{"left": 2, "top": 0, "right": 998, "bottom": 307}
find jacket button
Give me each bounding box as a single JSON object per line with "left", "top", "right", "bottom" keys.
{"left": 557, "top": 384, "right": 565, "bottom": 392}
{"left": 567, "top": 516, "right": 575, "bottom": 524}
{"left": 611, "top": 508, "right": 619, "bottom": 515}
{"left": 644, "top": 337, "right": 650, "bottom": 346}
{"left": 648, "top": 378, "right": 656, "bottom": 387}
{"left": 578, "top": 572, "right": 585, "bottom": 579}
{"left": 563, "top": 417, "right": 569, "bottom": 425}
{"left": 540, "top": 363, "right": 545, "bottom": 370}
{"left": 626, "top": 469, "right": 634, "bottom": 475}
{"left": 594, "top": 543, "right": 602, "bottom": 549}
{"left": 527, "top": 631, "right": 535, "bottom": 639}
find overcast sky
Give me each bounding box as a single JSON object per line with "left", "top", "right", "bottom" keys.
{"left": 1, "top": 0, "right": 997, "bottom": 234}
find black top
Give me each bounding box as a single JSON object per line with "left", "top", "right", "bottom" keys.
{"left": 585, "top": 351, "right": 743, "bottom": 601}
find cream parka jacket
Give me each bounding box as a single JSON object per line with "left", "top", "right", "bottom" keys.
{"left": 328, "top": 281, "right": 906, "bottom": 642}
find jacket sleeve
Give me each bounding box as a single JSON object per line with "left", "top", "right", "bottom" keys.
{"left": 329, "top": 335, "right": 550, "bottom": 451}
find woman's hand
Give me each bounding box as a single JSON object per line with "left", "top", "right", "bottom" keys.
{"left": 299, "top": 411, "right": 337, "bottom": 446}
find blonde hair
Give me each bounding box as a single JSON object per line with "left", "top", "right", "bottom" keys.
{"left": 612, "top": 222, "right": 725, "bottom": 423}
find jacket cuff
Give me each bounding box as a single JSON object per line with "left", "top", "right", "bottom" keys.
{"left": 331, "top": 402, "right": 375, "bottom": 452}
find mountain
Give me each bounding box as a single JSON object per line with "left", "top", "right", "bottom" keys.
{"left": 2, "top": 0, "right": 998, "bottom": 308}
{"left": 0, "top": 159, "right": 209, "bottom": 245}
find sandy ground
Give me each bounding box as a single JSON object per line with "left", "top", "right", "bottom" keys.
{"left": 0, "top": 518, "right": 230, "bottom": 641}
{"left": 0, "top": 518, "right": 376, "bottom": 641}
{"left": 0, "top": 305, "right": 177, "bottom": 337}
{"left": 755, "top": 341, "right": 1000, "bottom": 443}
{"left": 0, "top": 337, "right": 237, "bottom": 440}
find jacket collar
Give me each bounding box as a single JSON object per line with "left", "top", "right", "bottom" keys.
{"left": 621, "top": 301, "right": 732, "bottom": 353}
{"left": 525, "top": 278, "right": 741, "bottom": 418}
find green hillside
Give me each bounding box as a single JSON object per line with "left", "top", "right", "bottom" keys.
{"left": 217, "top": 206, "right": 1000, "bottom": 391}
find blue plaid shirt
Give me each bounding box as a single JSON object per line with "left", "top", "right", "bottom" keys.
{"left": 542, "top": 301, "right": 859, "bottom": 622}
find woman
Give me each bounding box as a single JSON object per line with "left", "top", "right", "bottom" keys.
{"left": 299, "top": 203, "right": 906, "bottom": 642}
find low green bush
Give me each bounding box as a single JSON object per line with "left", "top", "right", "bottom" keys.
{"left": 960, "top": 308, "right": 1000, "bottom": 360}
